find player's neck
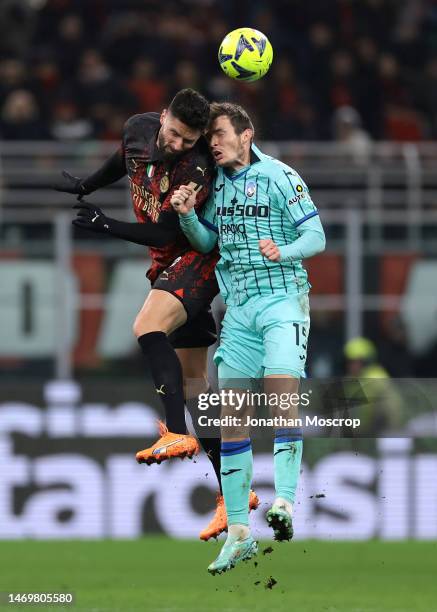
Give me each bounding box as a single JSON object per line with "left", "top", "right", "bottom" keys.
{"left": 227, "top": 150, "right": 251, "bottom": 174}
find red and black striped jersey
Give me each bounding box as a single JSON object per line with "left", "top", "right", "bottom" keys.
{"left": 122, "top": 112, "right": 215, "bottom": 282}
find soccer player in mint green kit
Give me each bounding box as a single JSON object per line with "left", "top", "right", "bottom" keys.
{"left": 171, "top": 102, "right": 326, "bottom": 574}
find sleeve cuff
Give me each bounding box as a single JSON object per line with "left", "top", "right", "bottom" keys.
{"left": 179, "top": 208, "right": 198, "bottom": 222}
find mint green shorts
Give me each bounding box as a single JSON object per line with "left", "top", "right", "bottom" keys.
{"left": 214, "top": 293, "right": 310, "bottom": 378}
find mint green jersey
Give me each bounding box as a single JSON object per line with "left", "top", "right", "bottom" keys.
{"left": 200, "top": 144, "right": 319, "bottom": 306}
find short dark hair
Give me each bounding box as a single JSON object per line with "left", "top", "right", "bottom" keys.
{"left": 208, "top": 102, "right": 255, "bottom": 137}
{"left": 168, "top": 88, "right": 210, "bottom": 131}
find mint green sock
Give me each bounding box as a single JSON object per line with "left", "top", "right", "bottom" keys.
{"left": 274, "top": 437, "right": 303, "bottom": 504}
{"left": 220, "top": 439, "right": 252, "bottom": 526}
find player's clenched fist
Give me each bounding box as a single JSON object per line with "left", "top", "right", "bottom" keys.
{"left": 259, "top": 238, "right": 281, "bottom": 262}
{"left": 171, "top": 185, "right": 196, "bottom": 215}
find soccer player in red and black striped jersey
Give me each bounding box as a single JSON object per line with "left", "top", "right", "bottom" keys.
{"left": 54, "top": 90, "right": 229, "bottom": 533}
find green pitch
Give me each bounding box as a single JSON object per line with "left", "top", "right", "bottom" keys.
{"left": 1, "top": 539, "right": 436, "bottom": 612}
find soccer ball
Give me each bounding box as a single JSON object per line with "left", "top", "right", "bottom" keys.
{"left": 218, "top": 27, "right": 273, "bottom": 82}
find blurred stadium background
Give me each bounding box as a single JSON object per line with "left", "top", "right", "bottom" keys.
{"left": 1, "top": 2, "right": 437, "bottom": 602}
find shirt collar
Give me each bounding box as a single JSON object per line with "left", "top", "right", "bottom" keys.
{"left": 149, "top": 125, "right": 164, "bottom": 162}
{"left": 250, "top": 143, "right": 263, "bottom": 163}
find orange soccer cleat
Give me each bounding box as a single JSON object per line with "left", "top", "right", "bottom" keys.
{"left": 199, "top": 490, "right": 260, "bottom": 541}
{"left": 136, "top": 421, "right": 200, "bottom": 465}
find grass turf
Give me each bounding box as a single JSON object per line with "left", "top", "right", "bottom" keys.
{"left": 1, "top": 539, "right": 436, "bottom": 612}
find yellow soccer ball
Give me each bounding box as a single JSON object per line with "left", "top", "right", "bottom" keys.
{"left": 218, "top": 27, "right": 273, "bottom": 82}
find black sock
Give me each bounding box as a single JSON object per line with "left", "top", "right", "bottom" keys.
{"left": 197, "top": 436, "right": 222, "bottom": 494}
{"left": 186, "top": 387, "right": 222, "bottom": 494}
{"left": 138, "top": 332, "right": 187, "bottom": 434}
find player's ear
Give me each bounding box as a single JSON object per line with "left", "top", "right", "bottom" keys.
{"left": 160, "top": 109, "right": 167, "bottom": 125}
{"left": 242, "top": 128, "right": 252, "bottom": 145}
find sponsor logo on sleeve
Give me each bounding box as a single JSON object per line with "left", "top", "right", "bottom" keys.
{"left": 288, "top": 192, "right": 306, "bottom": 206}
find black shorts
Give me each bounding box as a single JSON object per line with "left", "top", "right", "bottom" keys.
{"left": 152, "top": 249, "right": 219, "bottom": 349}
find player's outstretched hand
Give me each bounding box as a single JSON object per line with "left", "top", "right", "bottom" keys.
{"left": 259, "top": 238, "right": 281, "bottom": 262}
{"left": 72, "top": 200, "right": 110, "bottom": 233}
{"left": 53, "top": 170, "right": 88, "bottom": 195}
{"left": 171, "top": 185, "right": 196, "bottom": 215}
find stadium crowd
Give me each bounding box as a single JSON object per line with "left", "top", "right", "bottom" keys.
{"left": 1, "top": 0, "right": 437, "bottom": 142}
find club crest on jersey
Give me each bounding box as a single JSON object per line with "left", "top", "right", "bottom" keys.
{"left": 246, "top": 182, "right": 256, "bottom": 198}
{"left": 160, "top": 174, "right": 170, "bottom": 193}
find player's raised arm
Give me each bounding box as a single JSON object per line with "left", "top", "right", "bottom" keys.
{"left": 53, "top": 147, "right": 126, "bottom": 196}
{"left": 171, "top": 187, "right": 218, "bottom": 253}
{"left": 260, "top": 169, "right": 326, "bottom": 263}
